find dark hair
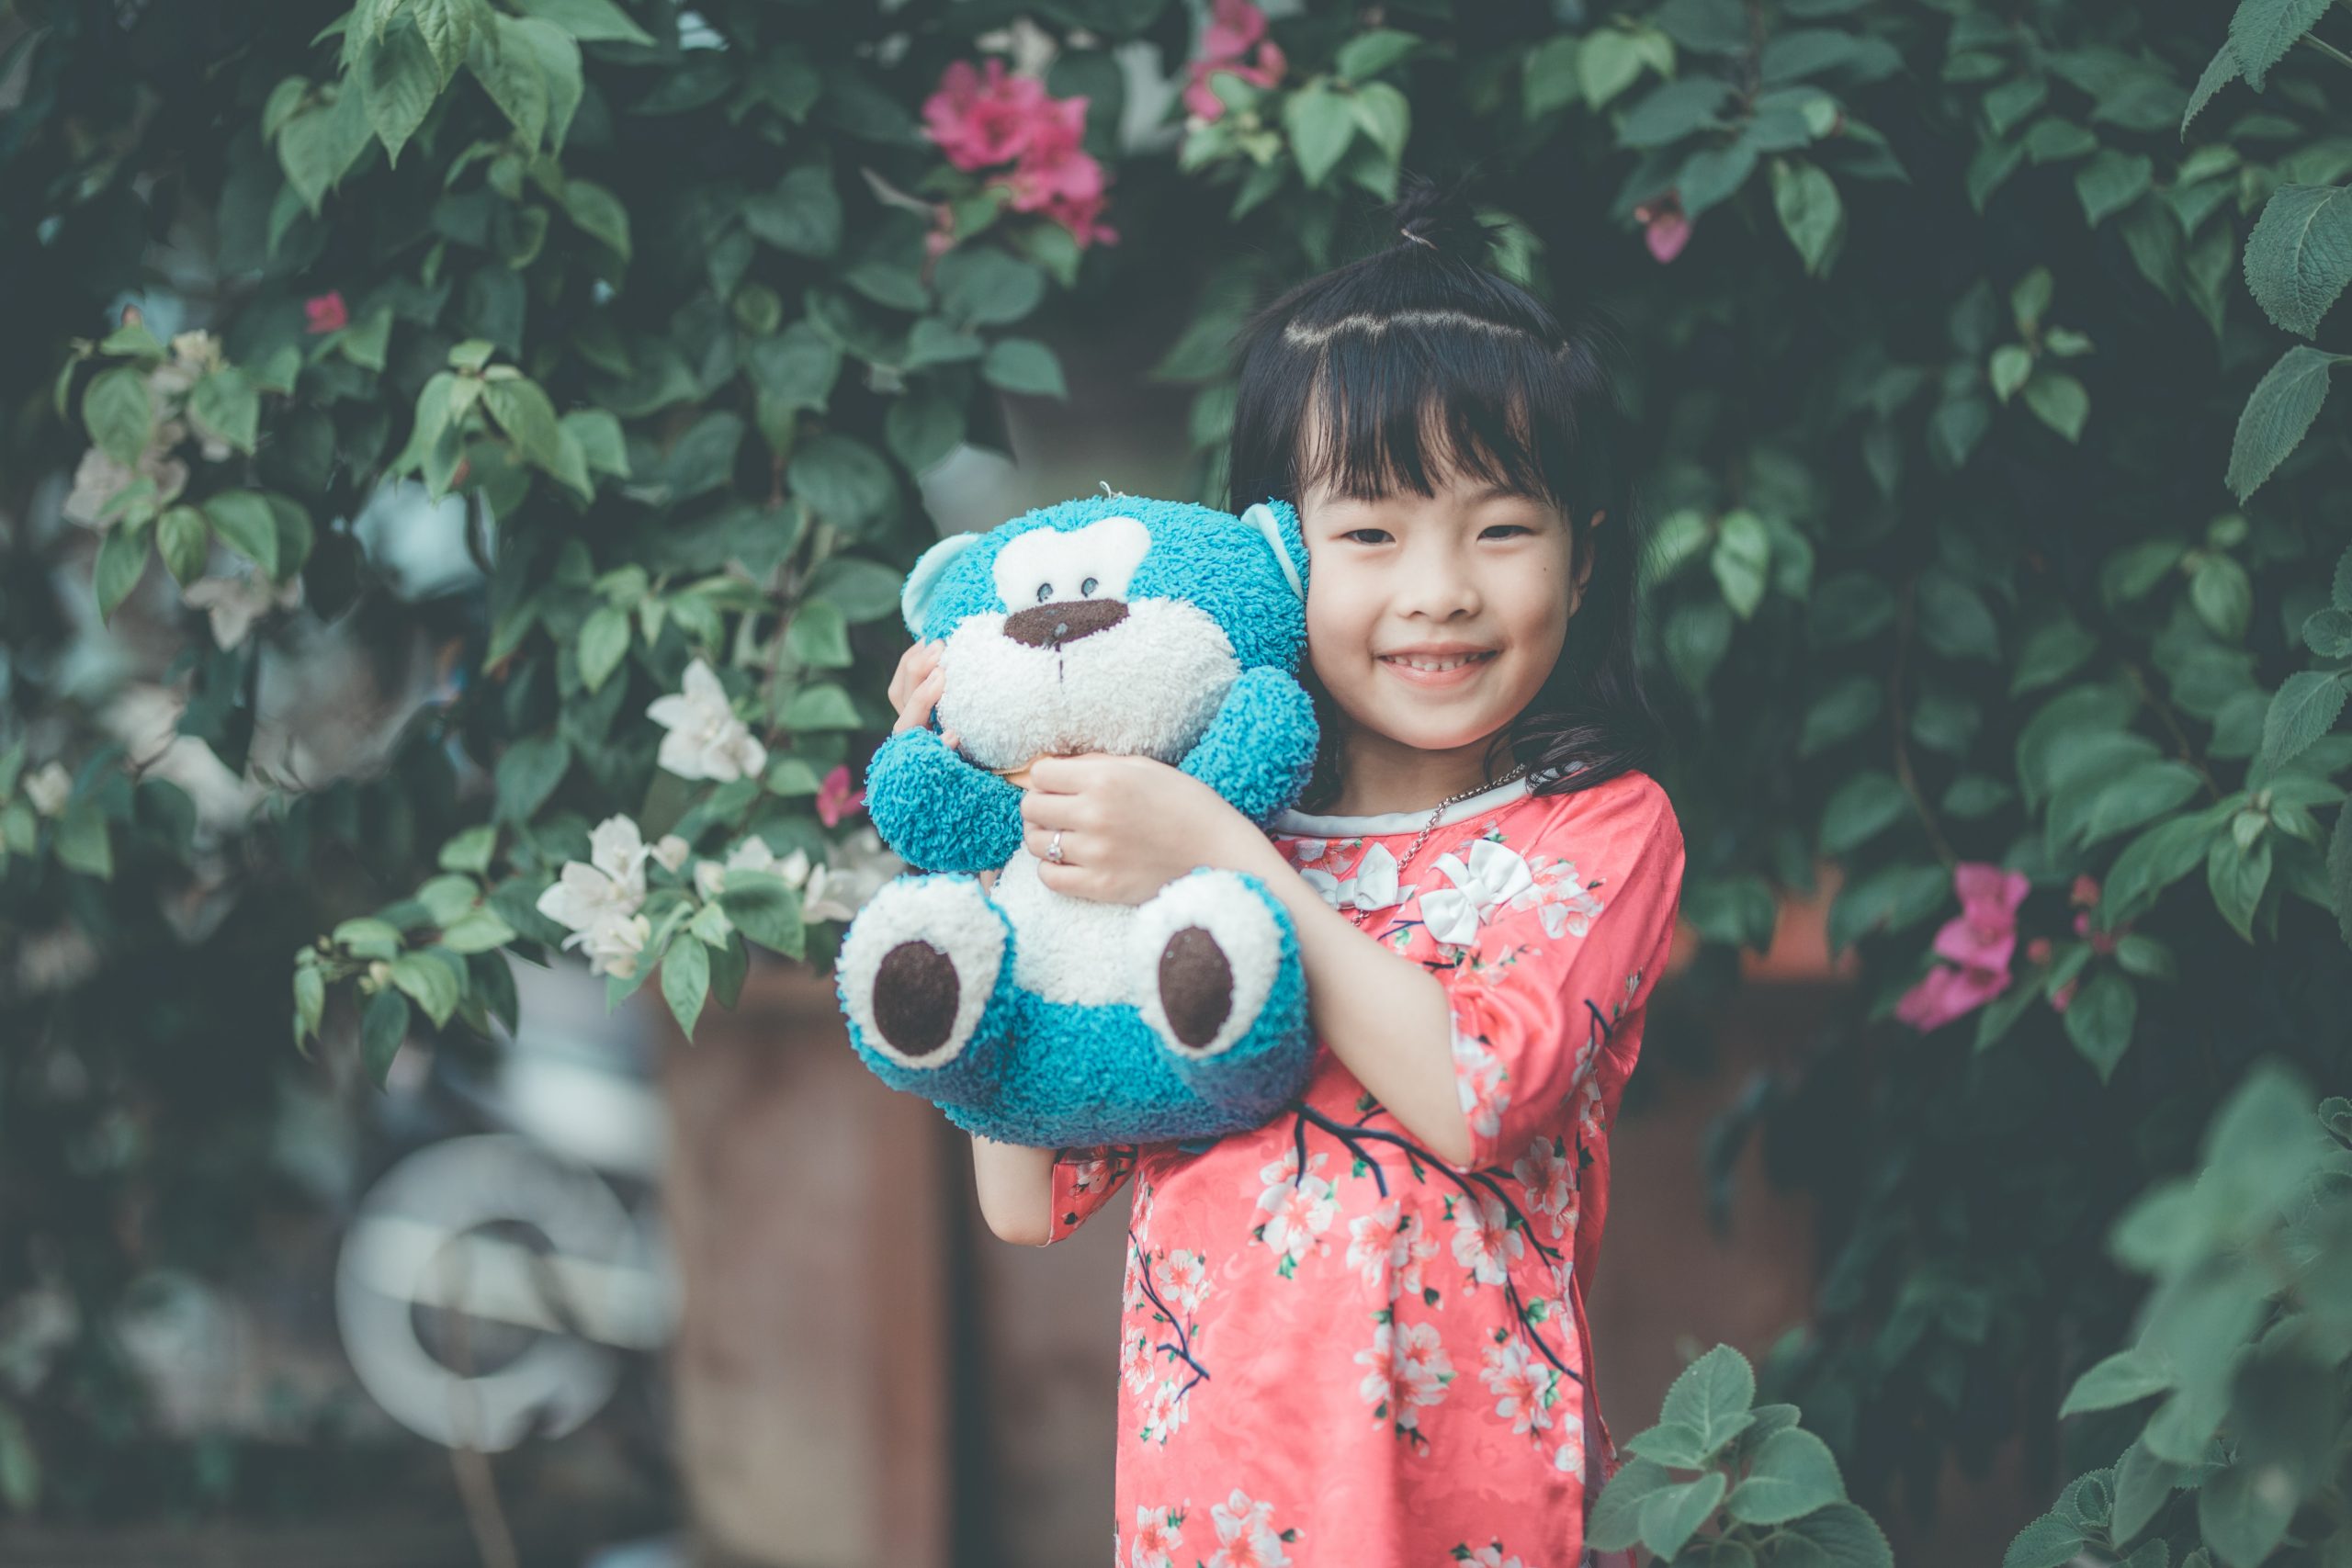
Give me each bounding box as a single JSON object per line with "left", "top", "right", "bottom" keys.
{"left": 1226, "top": 174, "right": 1662, "bottom": 811}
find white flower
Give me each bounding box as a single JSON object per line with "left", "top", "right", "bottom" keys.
{"left": 571, "top": 908, "right": 652, "bottom": 979}
{"left": 182, "top": 570, "right": 302, "bottom": 650}
{"left": 1205, "top": 1491, "right": 1288, "bottom": 1568}
{"left": 1449, "top": 1192, "right": 1525, "bottom": 1287}
{"left": 695, "top": 835, "right": 797, "bottom": 899}
{"left": 652, "top": 833, "right": 691, "bottom": 873}
{"left": 537, "top": 815, "right": 658, "bottom": 977}
{"left": 61, "top": 440, "right": 189, "bottom": 530}
{"left": 588, "top": 815, "right": 651, "bottom": 902}
{"left": 169, "top": 331, "right": 222, "bottom": 372}
{"left": 648, "top": 659, "right": 766, "bottom": 783}
{"left": 1481, "top": 1337, "right": 1557, "bottom": 1437}
{"left": 23, "top": 761, "right": 72, "bottom": 818}
{"left": 802, "top": 828, "right": 903, "bottom": 922}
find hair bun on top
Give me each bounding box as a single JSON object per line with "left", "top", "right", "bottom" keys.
{"left": 1387, "top": 173, "right": 1497, "bottom": 259}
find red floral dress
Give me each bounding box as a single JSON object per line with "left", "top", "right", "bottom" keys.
{"left": 1046, "top": 769, "right": 1686, "bottom": 1568}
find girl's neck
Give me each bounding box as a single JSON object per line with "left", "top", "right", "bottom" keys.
{"left": 1327, "top": 725, "right": 1514, "bottom": 818}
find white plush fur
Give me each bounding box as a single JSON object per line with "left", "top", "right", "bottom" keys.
{"left": 934, "top": 596, "right": 1240, "bottom": 772}
{"left": 1131, "top": 870, "right": 1283, "bottom": 1058}
{"left": 993, "top": 849, "right": 1137, "bottom": 1007}
{"left": 990, "top": 515, "right": 1151, "bottom": 607}
{"left": 836, "top": 876, "right": 1006, "bottom": 1070}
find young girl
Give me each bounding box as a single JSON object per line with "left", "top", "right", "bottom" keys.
{"left": 888, "top": 182, "right": 1683, "bottom": 1567}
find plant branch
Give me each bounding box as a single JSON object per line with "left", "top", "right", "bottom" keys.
{"left": 2301, "top": 30, "right": 2352, "bottom": 71}
{"left": 1889, "top": 575, "right": 1958, "bottom": 868}
{"left": 2122, "top": 661, "right": 2225, "bottom": 803}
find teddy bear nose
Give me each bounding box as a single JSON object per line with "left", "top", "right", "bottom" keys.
{"left": 1003, "top": 598, "right": 1128, "bottom": 649}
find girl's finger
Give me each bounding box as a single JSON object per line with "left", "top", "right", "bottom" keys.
{"left": 939, "top": 728, "right": 961, "bottom": 751}
{"left": 1019, "top": 790, "right": 1070, "bottom": 829}
{"left": 891, "top": 667, "right": 946, "bottom": 734}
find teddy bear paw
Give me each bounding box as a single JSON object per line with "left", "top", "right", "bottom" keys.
{"left": 837, "top": 875, "right": 1010, "bottom": 1071}
{"left": 1133, "top": 870, "right": 1294, "bottom": 1060}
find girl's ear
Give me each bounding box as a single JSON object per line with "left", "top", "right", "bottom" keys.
{"left": 1240, "top": 500, "right": 1308, "bottom": 600}
{"left": 902, "top": 531, "right": 985, "bottom": 636}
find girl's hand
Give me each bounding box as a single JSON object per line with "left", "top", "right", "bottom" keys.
{"left": 1019, "top": 754, "right": 1280, "bottom": 904}
{"left": 887, "top": 640, "right": 958, "bottom": 751}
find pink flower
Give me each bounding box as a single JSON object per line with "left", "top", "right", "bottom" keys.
{"left": 2070, "top": 874, "right": 2120, "bottom": 953}
{"left": 1894, "top": 960, "right": 2011, "bottom": 1031}
{"left": 1634, "top": 196, "right": 1690, "bottom": 264}
{"left": 922, "top": 59, "right": 1049, "bottom": 172}
{"left": 817, "top": 763, "right": 865, "bottom": 828}
{"left": 305, "top": 291, "right": 349, "bottom": 334}
{"left": 1933, "top": 862, "right": 2030, "bottom": 973}
{"left": 2050, "top": 978, "right": 2078, "bottom": 1013}
{"left": 1183, "top": 0, "right": 1287, "bottom": 121}
{"left": 2025, "top": 936, "right": 2052, "bottom": 965}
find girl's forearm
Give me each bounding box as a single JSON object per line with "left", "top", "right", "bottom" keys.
{"left": 970, "top": 1134, "right": 1057, "bottom": 1245}
{"left": 1234, "top": 839, "right": 1476, "bottom": 1167}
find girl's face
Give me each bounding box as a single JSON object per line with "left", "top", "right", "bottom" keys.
{"left": 1298, "top": 466, "right": 1590, "bottom": 761}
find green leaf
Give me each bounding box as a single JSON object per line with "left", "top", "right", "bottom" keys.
{"left": 578, "top": 604, "right": 630, "bottom": 694}
{"left": 1659, "top": 1344, "right": 1757, "bottom": 1460}
{"left": 2207, "top": 832, "right": 2274, "bottom": 942}
{"left": 1916, "top": 570, "right": 2001, "bottom": 661}
{"left": 2198, "top": 1461, "right": 2297, "bottom": 1568}
{"left": 2244, "top": 184, "right": 2352, "bottom": 338}
{"left": 1710, "top": 510, "right": 1771, "bottom": 617}
{"left": 779, "top": 682, "right": 861, "bottom": 730}
{"left": 467, "top": 15, "right": 550, "bottom": 147}
{"left": 361, "top": 988, "right": 412, "bottom": 1087}
{"left": 742, "top": 164, "right": 846, "bottom": 257}
{"left": 936, "top": 248, "right": 1046, "bottom": 329}
{"left": 390, "top": 951, "right": 462, "bottom": 1028}
{"left": 2184, "top": 38, "right": 2245, "bottom": 134}
{"left": 1773, "top": 1501, "right": 1894, "bottom": 1568}
{"left": 1579, "top": 29, "right": 1649, "bottom": 109}
{"left": 747, "top": 322, "right": 842, "bottom": 414}
{"left": 201, "top": 491, "right": 280, "bottom": 578}
{"left": 482, "top": 377, "right": 563, "bottom": 469}
{"left": 562, "top": 177, "right": 632, "bottom": 263}
{"left": 2303, "top": 606, "right": 2352, "bottom": 658}
{"left": 2229, "top": 0, "right": 2333, "bottom": 90}
{"left": 1285, "top": 84, "right": 1359, "bottom": 186}
{"left": 360, "top": 17, "right": 440, "bottom": 164}
{"left": 561, "top": 409, "right": 629, "bottom": 477}
{"left": 2075, "top": 149, "right": 2153, "bottom": 227}
{"left": 1337, "top": 28, "right": 1419, "bottom": 82}
{"left": 1589, "top": 1457, "right": 1673, "bottom": 1553}
{"left": 1619, "top": 76, "right": 1732, "bottom": 149}
{"left": 2021, "top": 370, "right": 2089, "bottom": 442}
{"left": 188, "top": 367, "right": 260, "bottom": 456}
{"left": 2259, "top": 670, "right": 2348, "bottom": 773}
{"left": 1989, "top": 344, "right": 2034, "bottom": 403}
{"left": 788, "top": 433, "right": 897, "bottom": 533}
{"left": 2102, "top": 811, "right": 2224, "bottom": 925}
{"left": 662, "top": 930, "right": 710, "bottom": 1037}
{"left": 718, "top": 870, "right": 806, "bottom": 958}
{"left": 2064, "top": 970, "right": 2137, "bottom": 1081}
{"left": 54, "top": 801, "right": 113, "bottom": 880}
{"left": 93, "top": 527, "right": 148, "bottom": 624}
{"left": 1725, "top": 1427, "right": 1847, "bottom": 1525}
{"left": 2227, "top": 344, "right": 2346, "bottom": 501}
{"left": 1827, "top": 862, "right": 1950, "bottom": 953}
{"left": 2062, "top": 1348, "right": 2174, "bottom": 1416}
{"left": 156, "top": 505, "right": 209, "bottom": 587}
{"left": 2004, "top": 1515, "right": 2086, "bottom": 1568}
{"left": 277, "top": 87, "right": 374, "bottom": 213}
{"left": 2191, "top": 554, "right": 2254, "bottom": 641}
{"left": 983, "top": 338, "right": 1068, "bottom": 399}
{"left": 1639, "top": 1471, "right": 1728, "bottom": 1561}
{"left": 494, "top": 732, "right": 571, "bottom": 822}
{"left": 83, "top": 367, "right": 153, "bottom": 465}
{"left": 2328, "top": 788, "right": 2352, "bottom": 945}
{"left": 1820, "top": 771, "right": 1908, "bottom": 854}
{"left": 807, "top": 558, "right": 903, "bottom": 622}
{"left": 886, "top": 386, "right": 966, "bottom": 472}
{"left": 510, "top": 0, "right": 655, "bottom": 45}
{"left": 440, "top": 824, "right": 497, "bottom": 874}
{"left": 1351, "top": 82, "right": 1411, "bottom": 162}
{"left": 2111, "top": 1439, "right": 2187, "bottom": 1544}
{"left": 786, "top": 597, "right": 852, "bottom": 668}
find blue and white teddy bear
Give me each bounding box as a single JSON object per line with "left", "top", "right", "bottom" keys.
{"left": 833, "top": 493, "right": 1321, "bottom": 1148}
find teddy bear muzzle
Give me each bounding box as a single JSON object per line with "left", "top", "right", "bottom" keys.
{"left": 1001, "top": 597, "right": 1129, "bottom": 649}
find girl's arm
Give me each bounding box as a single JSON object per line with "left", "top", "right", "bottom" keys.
{"left": 1020, "top": 754, "right": 1475, "bottom": 1166}
{"left": 970, "top": 1136, "right": 1056, "bottom": 1246}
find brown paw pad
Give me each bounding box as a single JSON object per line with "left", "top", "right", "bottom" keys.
{"left": 874, "top": 941, "right": 960, "bottom": 1058}
{"left": 1157, "top": 926, "right": 1233, "bottom": 1051}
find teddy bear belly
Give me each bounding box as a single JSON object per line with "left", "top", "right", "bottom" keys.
{"left": 993, "top": 850, "right": 1140, "bottom": 1008}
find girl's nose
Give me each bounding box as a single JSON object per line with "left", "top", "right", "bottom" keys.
{"left": 1394, "top": 555, "right": 1481, "bottom": 619}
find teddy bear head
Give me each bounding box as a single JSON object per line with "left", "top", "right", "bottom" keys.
{"left": 899, "top": 493, "right": 1308, "bottom": 774}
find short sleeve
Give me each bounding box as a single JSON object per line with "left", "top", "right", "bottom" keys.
{"left": 1440, "top": 776, "right": 1685, "bottom": 1171}
{"left": 1043, "top": 1144, "right": 1137, "bottom": 1244}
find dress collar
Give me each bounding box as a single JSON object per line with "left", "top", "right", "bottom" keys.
{"left": 1272, "top": 774, "right": 1533, "bottom": 838}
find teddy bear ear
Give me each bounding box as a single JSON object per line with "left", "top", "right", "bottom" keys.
{"left": 901, "top": 531, "right": 986, "bottom": 636}
{"left": 1240, "top": 501, "right": 1307, "bottom": 600}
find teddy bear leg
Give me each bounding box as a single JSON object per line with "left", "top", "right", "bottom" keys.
{"left": 1132, "top": 869, "right": 1311, "bottom": 1117}
{"left": 835, "top": 874, "right": 1015, "bottom": 1105}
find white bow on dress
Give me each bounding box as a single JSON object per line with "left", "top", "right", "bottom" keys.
{"left": 1417, "top": 840, "right": 1535, "bottom": 946}
{"left": 1300, "top": 842, "right": 1402, "bottom": 915}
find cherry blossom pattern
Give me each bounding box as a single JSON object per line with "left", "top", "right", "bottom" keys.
{"left": 1124, "top": 1228, "right": 1212, "bottom": 1446}
{"left": 1354, "top": 1311, "right": 1455, "bottom": 1452}
{"left": 1482, "top": 1335, "right": 1587, "bottom": 1474}
{"left": 1127, "top": 1505, "right": 1185, "bottom": 1568}
{"left": 1449, "top": 1541, "right": 1535, "bottom": 1568}
{"left": 1507, "top": 851, "right": 1608, "bottom": 939}
{"left": 1205, "top": 1489, "right": 1297, "bottom": 1568}
{"left": 1511, "top": 1134, "right": 1579, "bottom": 1244}
{"left": 1346, "top": 1197, "right": 1441, "bottom": 1303}
{"left": 1250, "top": 1146, "right": 1339, "bottom": 1277}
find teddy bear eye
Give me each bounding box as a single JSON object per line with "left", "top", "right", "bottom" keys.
{"left": 1035, "top": 583, "right": 1052, "bottom": 604}
{"left": 1080, "top": 576, "right": 1099, "bottom": 596}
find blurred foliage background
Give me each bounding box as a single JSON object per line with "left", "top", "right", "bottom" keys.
{"left": 3, "top": 0, "right": 2349, "bottom": 1562}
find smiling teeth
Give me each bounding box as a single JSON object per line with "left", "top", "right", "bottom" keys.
{"left": 1387, "top": 653, "right": 1490, "bottom": 671}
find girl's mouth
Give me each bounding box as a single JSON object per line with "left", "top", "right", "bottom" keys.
{"left": 1377, "top": 649, "right": 1498, "bottom": 686}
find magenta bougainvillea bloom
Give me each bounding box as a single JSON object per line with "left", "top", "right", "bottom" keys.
{"left": 1633, "top": 194, "right": 1691, "bottom": 263}
{"left": 304, "top": 291, "right": 349, "bottom": 334}
{"left": 922, "top": 59, "right": 1116, "bottom": 248}
{"left": 1895, "top": 862, "right": 2030, "bottom": 1032}
{"left": 816, "top": 763, "right": 866, "bottom": 829}
{"left": 1183, "top": 0, "right": 1287, "bottom": 120}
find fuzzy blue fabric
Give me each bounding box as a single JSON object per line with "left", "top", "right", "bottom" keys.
{"left": 836, "top": 493, "right": 1322, "bottom": 1148}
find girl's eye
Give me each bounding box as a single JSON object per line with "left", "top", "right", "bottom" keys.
{"left": 1035, "top": 583, "right": 1052, "bottom": 604}
{"left": 1341, "top": 528, "right": 1392, "bottom": 546}
{"left": 1080, "top": 576, "right": 1099, "bottom": 596}
{"left": 1482, "top": 525, "right": 1532, "bottom": 539}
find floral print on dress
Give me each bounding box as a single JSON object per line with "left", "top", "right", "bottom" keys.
{"left": 1058, "top": 773, "right": 1686, "bottom": 1568}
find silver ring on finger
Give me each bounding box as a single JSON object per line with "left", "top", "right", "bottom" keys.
{"left": 1047, "top": 829, "right": 1064, "bottom": 864}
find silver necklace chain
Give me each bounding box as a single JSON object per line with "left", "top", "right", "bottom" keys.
{"left": 1345, "top": 762, "right": 1531, "bottom": 929}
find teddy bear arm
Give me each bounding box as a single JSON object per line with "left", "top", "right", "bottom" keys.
{"left": 863, "top": 728, "right": 1026, "bottom": 873}
{"left": 1178, "top": 667, "right": 1319, "bottom": 825}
